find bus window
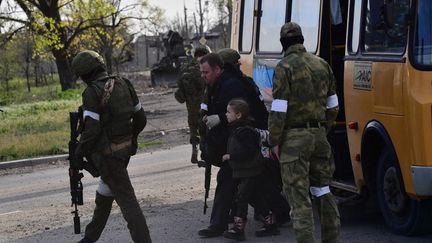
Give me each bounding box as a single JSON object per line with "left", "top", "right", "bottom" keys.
{"left": 364, "top": 0, "right": 409, "bottom": 54}
{"left": 413, "top": 0, "right": 432, "bottom": 67}
{"left": 291, "top": 0, "right": 320, "bottom": 53}
{"left": 257, "top": 0, "right": 287, "bottom": 53}
{"left": 349, "top": 0, "right": 362, "bottom": 54}
{"left": 240, "top": 0, "right": 255, "bottom": 52}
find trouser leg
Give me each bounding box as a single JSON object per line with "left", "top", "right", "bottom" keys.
{"left": 235, "top": 177, "right": 260, "bottom": 219}
{"left": 280, "top": 159, "right": 314, "bottom": 243}
{"left": 260, "top": 163, "right": 290, "bottom": 220}
{"left": 309, "top": 131, "right": 340, "bottom": 243}
{"left": 187, "top": 107, "right": 200, "bottom": 145}
{"left": 210, "top": 163, "right": 235, "bottom": 230}
{"left": 315, "top": 193, "right": 340, "bottom": 243}
{"left": 84, "top": 191, "right": 114, "bottom": 241}
{"left": 101, "top": 154, "right": 152, "bottom": 243}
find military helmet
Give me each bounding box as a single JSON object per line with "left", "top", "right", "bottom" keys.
{"left": 71, "top": 50, "right": 106, "bottom": 76}
{"left": 193, "top": 46, "right": 209, "bottom": 58}
{"left": 280, "top": 22, "right": 303, "bottom": 38}
{"left": 217, "top": 48, "right": 240, "bottom": 66}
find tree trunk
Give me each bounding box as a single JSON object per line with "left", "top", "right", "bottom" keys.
{"left": 53, "top": 49, "right": 74, "bottom": 90}
{"left": 34, "top": 62, "right": 39, "bottom": 87}
{"left": 25, "top": 64, "right": 30, "bottom": 92}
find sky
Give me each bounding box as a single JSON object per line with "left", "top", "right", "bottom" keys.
{"left": 147, "top": 0, "right": 206, "bottom": 20}
{"left": 122, "top": 0, "right": 217, "bottom": 34}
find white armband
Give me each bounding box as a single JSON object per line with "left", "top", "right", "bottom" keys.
{"left": 326, "top": 94, "right": 339, "bottom": 109}
{"left": 200, "top": 103, "right": 208, "bottom": 111}
{"left": 133, "top": 102, "right": 142, "bottom": 112}
{"left": 310, "top": 186, "right": 330, "bottom": 197}
{"left": 271, "top": 99, "right": 288, "bottom": 113}
{"left": 83, "top": 110, "right": 100, "bottom": 121}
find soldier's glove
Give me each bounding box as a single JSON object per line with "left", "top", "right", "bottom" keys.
{"left": 205, "top": 115, "right": 220, "bottom": 130}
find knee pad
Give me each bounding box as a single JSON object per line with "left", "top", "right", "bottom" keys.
{"left": 96, "top": 179, "right": 113, "bottom": 197}
{"left": 309, "top": 186, "right": 330, "bottom": 197}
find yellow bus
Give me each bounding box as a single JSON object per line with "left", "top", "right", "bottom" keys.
{"left": 230, "top": 0, "right": 432, "bottom": 235}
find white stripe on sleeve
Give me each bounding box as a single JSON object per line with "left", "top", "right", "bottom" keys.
{"left": 133, "top": 102, "right": 142, "bottom": 112}
{"left": 83, "top": 110, "right": 100, "bottom": 121}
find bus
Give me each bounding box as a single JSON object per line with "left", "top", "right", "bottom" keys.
{"left": 230, "top": 0, "right": 432, "bottom": 235}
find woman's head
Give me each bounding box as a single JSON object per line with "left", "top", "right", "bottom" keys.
{"left": 226, "top": 98, "right": 250, "bottom": 123}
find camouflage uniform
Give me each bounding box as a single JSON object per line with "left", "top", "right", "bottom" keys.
{"left": 72, "top": 51, "right": 151, "bottom": 243}
{"left": 365, "top": 0, "right": 409, "bottom": 52}
{"left": 175, "top": 58, "right": 205, "bottom": 145}
{"left": 268, "top": 23, "right": 340, "bottom": 243}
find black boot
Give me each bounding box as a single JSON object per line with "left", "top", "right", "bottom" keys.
{"left": 77, "top": 237, "right": 93, "bottom": 243}
{"left": 223, "top": 216, "right": 246, "bottom": 241}
{"left": 191, "top": 143, "right": 198, "bottom": 164}
{"left": 198, "top": 225, "right": 224, "bottom": 238}
{"left": 255, "top": 213, "right": 280, "bottom": 237}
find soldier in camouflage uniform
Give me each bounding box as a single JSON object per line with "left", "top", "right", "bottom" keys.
{"left": 71, "top": 50, "right": 151, "bottom": 243}
{"left": 365, "top": 0, "right": 409, "bottom": 52}
{"left": 174, "top": 46, "right": 209, "bottom": 163}
{"left": 268, "top": 23, "right": 340, "bottom": 243}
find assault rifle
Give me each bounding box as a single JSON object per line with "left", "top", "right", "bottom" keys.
{"left": 68, "top": 110, "right": 99, "bottom": 234}
{"left": 197, "top": 142, "right": 211, "bottom": 214}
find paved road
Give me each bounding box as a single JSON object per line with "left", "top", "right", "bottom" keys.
{"left": 0, "top": 145, "right": 431, "bottom": 242}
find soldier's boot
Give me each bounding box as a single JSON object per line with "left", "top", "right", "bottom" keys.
{"left": 223, "top": 217, "right": 246, "bottom": 241}
{"left": 256, "top": 213, "right": 280, "bottom": 237}
{"left": 84, "top": 192, "right": 114, "bottom": 241}
{"left": 77, "top": 238, "right": 93, "bottom": 243}
{"left": 191, "top": 143, "right": 198, "bottom": 164}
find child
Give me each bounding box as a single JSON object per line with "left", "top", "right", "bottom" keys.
{"left": 222, "top": 98, "right": 279, "bottom": 241}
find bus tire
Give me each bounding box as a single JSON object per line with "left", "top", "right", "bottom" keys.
{"left": 376, "top": 151, "right": 432, "bottom": 235}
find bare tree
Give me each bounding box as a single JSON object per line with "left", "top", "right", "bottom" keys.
{"left": 213, "top": 0, "right": 232, "bottom": 47}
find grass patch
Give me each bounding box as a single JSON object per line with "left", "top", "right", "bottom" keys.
{"left": 138, "top": 140, "right": 163, "bottom": 149}
{"left": 0, "top": 76, "right": 83, "bottom": 106}
{"left": 0, "top": 99, "right": 81, "bottom": 161}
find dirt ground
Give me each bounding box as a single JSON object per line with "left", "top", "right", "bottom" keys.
{"left": 129, "top": 73, "right": 192, "bottom": 155}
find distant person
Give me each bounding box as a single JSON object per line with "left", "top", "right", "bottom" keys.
{"left": 222, "top": 98, "right": 279, "bottom": 241}
{"left": 174, "top": 46, "right": 209, "bottom": 163}
{"left": 71, "top": 50, "right": 151, "bottom": 243}
{"left": 268, "top": 22, "right": 340, "bottom": 243}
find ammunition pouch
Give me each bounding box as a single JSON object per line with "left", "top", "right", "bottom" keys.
{"left": 103, "top": 139, "right": 133, "bottom": 155}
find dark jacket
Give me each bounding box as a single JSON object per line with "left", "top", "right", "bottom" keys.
{"left": 223, "top": 65, "right": 269, "bottom": 129}
{"left": 204, "top": 70, "right": 248, "bottom": 165}
{"left": 227, "top": 118, "right": 264, "bottom": 178}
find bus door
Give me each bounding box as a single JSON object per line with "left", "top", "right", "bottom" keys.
{"left": 249, "top": 0, "right": 354, "bottom": 188}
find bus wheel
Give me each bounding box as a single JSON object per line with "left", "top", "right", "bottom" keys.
{"left": 376, "top": 151, "right": 432, "bottom": 235}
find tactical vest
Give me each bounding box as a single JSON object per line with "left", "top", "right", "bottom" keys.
{"left": 90, "top": 76, "right": 136, "bottom": 144}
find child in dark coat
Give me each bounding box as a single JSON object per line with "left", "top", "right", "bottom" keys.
{"left": 222, "top": 98, "right": 279, "bottom": 241}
